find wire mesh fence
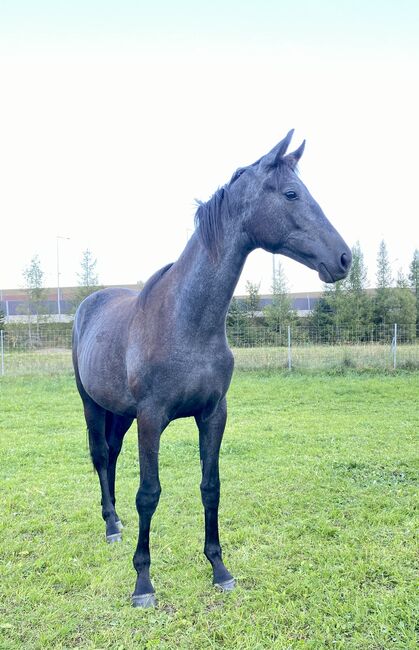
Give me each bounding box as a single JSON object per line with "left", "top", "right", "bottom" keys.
{"left": 228, "top": 322, "right": 419, "bottom": 371}
{"left": 0, "top": 326, "right": 73, "bottom": 376}
{"left": 0, "top": 322, "right": 418, "bottom": 377}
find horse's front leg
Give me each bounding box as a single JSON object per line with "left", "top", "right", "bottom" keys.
{"left": 196, "top": 397, "right": 235, "bottom": 591}
{"left": 132, "top": 412, "right": 165, "bottom": 608}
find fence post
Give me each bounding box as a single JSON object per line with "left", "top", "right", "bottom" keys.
{"left": 0, "top": 329, "right": 4, "bottom": 376}
{"left": 392, "top": 323, "right": 397, "bottom": 370}
{"left": 287, "top": 325, "right": 292, "bottom": 370}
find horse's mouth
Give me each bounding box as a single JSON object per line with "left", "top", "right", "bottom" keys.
{"left": 318, "top": 263, "right": 334, "bottom": 283}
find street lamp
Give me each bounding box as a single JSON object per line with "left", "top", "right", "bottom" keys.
{"left": 56, "top": 236, "right": 70, "bottom": 321}
{"left": 272, "top": 254, "right": 276, "bottom": 291}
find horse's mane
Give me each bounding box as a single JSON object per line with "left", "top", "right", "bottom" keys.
{"left": 138, "top": 262, "right": 174, "bottom": 308}
{"left": 193, "top": 157, "right": 295, "bottom": 261}
{"left": 194, "top": 186, "right": 229, "bottom": 261}
{"left": 138, "top": 187, "right": 229, "bottom": 306}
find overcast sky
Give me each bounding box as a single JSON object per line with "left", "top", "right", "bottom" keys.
{"left": 1, "top": 1, "right": 418, "bottom": 295}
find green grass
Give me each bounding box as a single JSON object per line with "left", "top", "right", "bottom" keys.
{"left": 1, "top": 372, "right": 418, "bottom": 649}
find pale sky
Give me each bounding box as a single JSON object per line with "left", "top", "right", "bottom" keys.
{"left": 1, "top": 1, "right": 418, "bottom": 295}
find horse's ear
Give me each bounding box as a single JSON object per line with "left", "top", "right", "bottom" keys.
{"left": 262, "top": 129, "right": 294, "bottom": 168}
{"left": 284, "top": 140, "right": 306, "bottom": 169}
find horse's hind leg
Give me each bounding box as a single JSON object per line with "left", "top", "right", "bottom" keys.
{"left": 83, "top": 396, "right": 121, "bottom": 542}
{"left": 105, "top": 412, "right": 133, "bottom": 532}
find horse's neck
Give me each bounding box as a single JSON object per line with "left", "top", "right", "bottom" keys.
{"left": 173, "top": 231, "right": 250, "bottom": 333}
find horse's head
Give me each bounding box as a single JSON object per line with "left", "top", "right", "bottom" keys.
{"left": 231, "top": 130, "right": 351, "bottom": 282}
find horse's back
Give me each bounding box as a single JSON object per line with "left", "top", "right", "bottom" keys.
{"left": 73, "top": 287, "right": 138, "bottom": 338}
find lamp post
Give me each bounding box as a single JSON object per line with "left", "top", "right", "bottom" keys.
{"left": 272, "top": 254, "right": 276, "bottom": 291}
{"left": 56, "top": 236, "right": 70, "bottom": 321}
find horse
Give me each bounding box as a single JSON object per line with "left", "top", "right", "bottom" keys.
{"left": 72, "top": 130, "right": 351, "bottom": 607}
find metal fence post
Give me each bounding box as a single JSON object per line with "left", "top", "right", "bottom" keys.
{"left": 0, "top": 329, "right": 4, "bottom": 376}
{"left": 287, "top": 325, "right": 292, "bottom": 370}
{"left": 392, "top": 323, "right": 397, "bottom": 370}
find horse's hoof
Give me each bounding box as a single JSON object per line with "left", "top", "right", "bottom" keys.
{"left": 115, "top": 519, "right": 124, "bottom": 532}
{"left": 214, "top": 577, "right": 236, "bottom": 592}
{"left": 106, "top": 532, "right": 122, "bottom": 543}
{"left": 132, "top": 593, "right": 156, "bottom": 608}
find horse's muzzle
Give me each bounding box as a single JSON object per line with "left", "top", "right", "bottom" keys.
{"left": 318, "top": 250, "right": 352, "bottom": 283}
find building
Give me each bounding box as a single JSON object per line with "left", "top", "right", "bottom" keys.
{"left": 0, "top": 285, "right": 322, "bottom": 323}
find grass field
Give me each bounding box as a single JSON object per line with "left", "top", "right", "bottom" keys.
{"left": 1, "top": 371, "right": 418, "bottom": 649}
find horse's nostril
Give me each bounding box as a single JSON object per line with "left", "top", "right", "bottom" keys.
{"left": 341, "top": 252, "right": 350, "bottom": 270}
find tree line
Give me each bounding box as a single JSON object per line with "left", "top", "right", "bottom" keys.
{"left": 1, "top": 241, "right": 418, "bottom": 346}
{"left": 0, "top": 249, "right": 101, "bottom": 336}
{"left": 227, "top": 242, "right": 419, "bottom": 345}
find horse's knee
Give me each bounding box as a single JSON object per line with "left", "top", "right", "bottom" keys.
{"left": 108, "top": 438, "right": 123, "bottom": 459}
{"left": 200, "top": 483, "right": 220, "bottom": 509}
{"left": 89, "top": 442, "right": 109, "bottom": 470}
{"left": 136, "top": 485, "right": 161, "bottom": 515}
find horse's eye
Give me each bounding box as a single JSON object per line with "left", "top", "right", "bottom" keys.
{"left": 284, "top": 190, "right": 298, "bottom": 201}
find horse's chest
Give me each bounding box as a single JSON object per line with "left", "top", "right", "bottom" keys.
{"left": 168, "top": 362, "right": 227, "bottom": 419}
{"left": 168, "top": 354, "right": 229, "bottom": 395}
{"left": 136, "top": 348, "right": 233, "bottom": 419}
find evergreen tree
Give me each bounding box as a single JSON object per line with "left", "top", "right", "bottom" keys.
{"left": 408, "top": 249, "right": 419, "bottom": 293}
{"left": 376, "top": 240, "right": 393, "bottom": 288}
{"left": 374, "top": 240, "right": 394, "bottom": 326}
{"left": 264, "top": 260, "right": 296, "bottom": 339}
{"left": 345, "top": 242, "right": 368, "bottom": 292}
{"left": 226, "top": 297, "right": 247, "bottom": 347}
{"left": 73, "top": 249, "right": 101, "bottom": 308}
{"left": 408, "top": 249, "right": 419, "bottom": 332}
{"left": 244, "top": 280, "right": 261, "bottom": 317}
{"left": 309, "top": 280, "right": 347, "bottom": 341}
{"left": 396, "top": 268, "right": 409, "bottom": 289}
{"left": 21, "top": 255, "right": 48, "bottom": 337}
{"left": 389, "top": 269, "right": 417, "bottom": 338}
{"left": 309, "top": 291, "right": 335, "bottom": 329}
{"left": 243, "top": 280, "right": 262, "bottom": 346}
{"left": 227, "top": 296, "right": 244, "bottom": 325}
{"left": 339, "top": 241, "right": 372, "bottom": 337}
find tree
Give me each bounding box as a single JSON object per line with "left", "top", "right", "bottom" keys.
{"left": 345, "top": 242, "right": 368, "bottom": 292}
{"left": 408, "top": 249, "right": 419, "bottom": 294}
{"left": 339, "top": 241, "right": 372, "bottom": 336}
{"left": 264, "top": 260, "right": 296, "bottom": 339}
{"left": 21, "top": 254, "right": 48, "bottom": 337}
{"left": 73, "top": 249, "right": 101, "bottom": 308}
{"left": 0, "top": 308, "right": 4, "bottom": 331}
{"left": 226, "top": 297, "right": 248, "bottom": 347}
{"left": 408, "top": 249, "right": 419, "bottom": 332}
{"left": 376, "top": 239, "right": 393, "bottom": 288}
{"left": 309, "top": 279, "right": 347, "bottom": 340}
{"left": 241, "top": 280, "right": 262, "bottom": 346}
{"left": 389, "top": 269, "right": 417, "bottom": 338}
{"left": 374, "top": 240, "right": 394, "bottom": 326}
{"left": 244, "top": 280, "right": 261, "bottom": 317}
{"left": 78, "top": 249, "right": 98, "bottom": 287}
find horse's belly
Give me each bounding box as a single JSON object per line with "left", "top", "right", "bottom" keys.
{"left": 78, "top": 344, "right": 137, "bottom": 417}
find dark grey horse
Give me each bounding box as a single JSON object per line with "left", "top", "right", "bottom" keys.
{"left": 72, "top": 130, "right": 351, "bottom": 607}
